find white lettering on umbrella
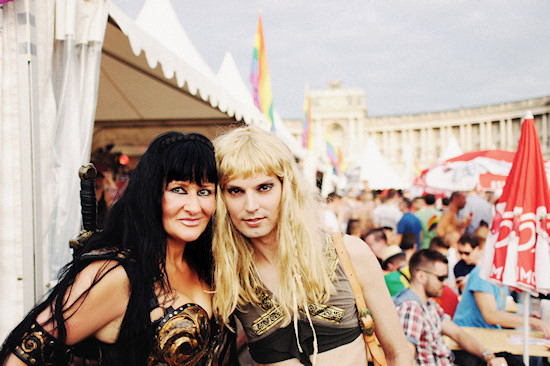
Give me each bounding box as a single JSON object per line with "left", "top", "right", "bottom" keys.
{"left": 494, "top": 218, "right": 513, "bottom": 248}
{"left": 517, "top": 213, "right": 537, "bottom": 289}
{"left": 490, "top": 213, "right": 514, "bottom": 282}
{"left": 518, "top": 267, "right": 535, "bottom": 286}
{"left": 491, "top": 264, "right": 504, "bottom": 279}
{"left": 518, "top": 215, "right": 536, "bottom": 251}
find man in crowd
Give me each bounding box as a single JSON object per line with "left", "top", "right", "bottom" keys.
{"left": 381, "top": 245, "right": 410, "bottom": 296}
{"left": 321, "top": 192, "right": 343, "bottom": 233}
{"left": 393, "top": 249, "right": 506, "bottom": 365}
{"left": 396, "top": 197, "right": 423, "bottom": 249}
{"left": 460, "top": 190, "right": 493, "bottom": 235}
{"left": 399, "top": 232, "right": 417, "bottom": 263}
{"left": 364, "top": 227, "right": 388, "bottom": 266}
{"left": 454, "top": 234, "right": 479, "bottom": 293}
{"left": 437, "top": 191, "right": 471, "bottom": 239}
{"left": 372, "top": 189, "right": 402, "bottom": 232}
{"left": 415, "top": 194, "right": 441, "bottom": 249}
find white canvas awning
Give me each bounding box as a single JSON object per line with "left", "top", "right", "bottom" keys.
{"left": 355, "top": 138, "right": 411, "bottom": 190}
{"left": 93, "top": 1, "right": 266, "bottom": 154}
{"left": 439, "top": 135, "right": 463, "bottom": 162}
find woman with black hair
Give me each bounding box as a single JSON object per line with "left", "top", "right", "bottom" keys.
{"left": 0, "top": 132, "right": 231, "bottom": 365}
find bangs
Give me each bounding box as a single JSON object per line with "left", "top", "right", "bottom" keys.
{"left": 163, "top": 139, "right": 217, "bottom": 186}
{"left": 218, "top": 139, "right": 282, "bottom": 186}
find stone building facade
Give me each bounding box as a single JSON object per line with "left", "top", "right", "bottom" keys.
{"left": 284, "top": 83, "right": 550, "bottom": 182}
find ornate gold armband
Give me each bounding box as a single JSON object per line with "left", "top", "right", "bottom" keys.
{"left": 14, "top": 322, "right": 66, "bottom": 365}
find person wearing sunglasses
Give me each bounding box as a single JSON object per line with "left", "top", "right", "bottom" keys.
{"left": 454, "top": 234, "right": 481, "bottom": 293}
{"left": 393, "top": 249, "right": 507, "bottom": 365}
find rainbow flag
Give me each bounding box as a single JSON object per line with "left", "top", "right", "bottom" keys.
{"left": 427, "top": 214, "right": 439, "bottom": 231}
{"left": 413, "top": 162, "right": 422, "bottom": 177}
{"left": 326, "top": 131, "right": 341, "bottom": 174}
{"left": 250, "top": 13, "right": 275, "bottom": 131}
{"left": 301, "top": 87, "right": 311, "bottom": 149}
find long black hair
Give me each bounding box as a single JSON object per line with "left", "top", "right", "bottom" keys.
{"left": 0, "top": 131, "right": 218, "bottom": 365}
{"left": 95, "top": 131, "right": 218, "bottom": 289}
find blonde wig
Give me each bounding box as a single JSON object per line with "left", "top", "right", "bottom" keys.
{"left": 212, "top": 126, "right": 334, "bottom": 327}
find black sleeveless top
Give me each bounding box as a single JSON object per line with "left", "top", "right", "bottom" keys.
{"left": 235, "top": 236, "right": 362, "bottom": 365}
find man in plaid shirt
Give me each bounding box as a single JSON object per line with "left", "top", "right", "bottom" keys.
{"left": 393, "top": 249, "right": 506, "bottom": 366}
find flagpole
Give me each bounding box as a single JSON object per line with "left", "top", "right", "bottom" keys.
{"left": 301, "top": 83, "right": 310, "bottom": 149}
{"left": 523, "top": 293, "right": 529, "bottom": 365}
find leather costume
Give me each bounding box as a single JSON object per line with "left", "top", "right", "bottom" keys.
{"left": 6, "top": 248, "right": 228, "bottom": 366}
{"left": 148, "top": 299, "right": 225, "bottom": 366}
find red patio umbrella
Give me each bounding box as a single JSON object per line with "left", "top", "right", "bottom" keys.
{"left": 481, "top": 112, "right": 550, "bottom": 295}
{"left": 480, "top": 111, "right": 550, "bottom": 363}
{"left": 413, "top": 150, "right": 521, "bottom": 195}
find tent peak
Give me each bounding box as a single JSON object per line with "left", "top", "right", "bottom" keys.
{"left": 135, "top": 0, "right": 215, "bottom": 79}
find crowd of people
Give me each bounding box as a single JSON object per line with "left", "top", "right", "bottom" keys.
{"left": 0, "top": 126, "right": 548, "bottom": 366}
{"left": 322, "top": 187, "right": 550, "bottom": 365}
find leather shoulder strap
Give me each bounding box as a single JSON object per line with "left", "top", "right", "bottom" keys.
{"left": 331, "top": 232, "right": 387, "bottom": 366}
{"left": 331, "top": 232, "right": 368, "bottom": 310}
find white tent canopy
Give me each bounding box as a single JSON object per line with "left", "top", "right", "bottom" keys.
{"left": 217, "top": 52, "right": 256, "bottom": 110}
{"left": 93, "top": 1, "right": 267, "bottom": 155}
{"left": 136, "top": 0, "right": 216, "bottom": 80}
{"left": 356, "top": 138, "right": 411, "bottom": 190}
{"left": 438, "top": 135, "right": 463, "bottom": 162}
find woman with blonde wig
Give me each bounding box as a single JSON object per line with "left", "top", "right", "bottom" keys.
{"left": 212, "top": 126, "right": 411, "bottom": 366}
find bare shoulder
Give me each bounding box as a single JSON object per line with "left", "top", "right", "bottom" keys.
{"left": 73, "top": 259, "right": 131, "bottom": 294}
{"left": 342, "top": 234, "right": 378, "bottom": 264}
{"left": 339, "top": 234, "right": 383, "bottom": 285}
{"left": 37, "top": 259, "right": 131, "bottom": 344}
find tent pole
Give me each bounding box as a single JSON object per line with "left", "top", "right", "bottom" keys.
{"left": 16, "top": 0, "right": 43, "bottom": 312}
{"left": 523, "top": 292, "right": 529, "bottom": 366}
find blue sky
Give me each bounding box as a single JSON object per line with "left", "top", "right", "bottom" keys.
{"left": 111, "top": 0, "right": 550, "bottom": 118}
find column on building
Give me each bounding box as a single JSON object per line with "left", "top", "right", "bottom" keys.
{"left": 401, "top": 129, "right": 410, "bottom": 161}
{"left": 404, "top": 129, "right": 412, "bottom": 163}
{"left": 443, "top": 125, "right": 451, "bottom": 158}
{"left": 441, "top": 125, "right": 448, "bottom": 145}
{"left": 441, "top": 124, "right": 453, "bottom": 147}
{"left": 426, "top": 127, "right": 434, "bottom": 162}
{"left": 479, "top": 121, "right": 486, "bottom": 150}
{"left": 366, "top": 130, "right": 374, "bottom": 144}
{"left": 485, "top": 121, "right": 492, "bottom": 150}
{"left": 459, "top": 124, "right": 466, "bottom": 151}
{"left": 506, "top": 118, "right": 514, "bottom": 150}
{"left": 499, "top": 119, "right": 507, "bottom": 150}
{"left": 389, "top": 129, "right": 398, "bottom": 165}
{"left": 419, "top": 128, "right": 427, "bottom": 162}
{"left": 466, "top": 123, "right": 473, "bottom": 151}
{"left": 382, "top": 130, "right": 390, "bottom": 159}
{"left": 352, "top": 117, "right": 363, "bottom": 154}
